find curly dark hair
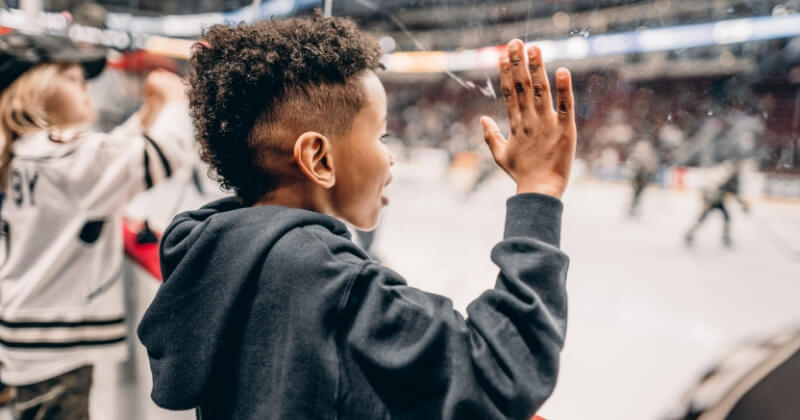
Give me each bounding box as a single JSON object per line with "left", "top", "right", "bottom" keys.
{"left": 188, "top": 11, "right": 383, "bottom": 204}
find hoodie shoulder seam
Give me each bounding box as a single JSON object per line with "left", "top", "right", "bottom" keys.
{"left": 301, "top": 226, "right": 365, "bottom": 267}
{"left": 287, "top": 225, "right": 367, "bottom": 313}
{"left": 300, "top": 225, "right": 368, "bottom": 420}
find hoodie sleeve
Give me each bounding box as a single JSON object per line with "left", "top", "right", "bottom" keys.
{"left": 341, "top": 193, "right": 568, "bottom": 420}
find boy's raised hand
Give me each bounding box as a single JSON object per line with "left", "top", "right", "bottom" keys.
{"left": 481, "top": 39, "right": 577, "bottom": 199}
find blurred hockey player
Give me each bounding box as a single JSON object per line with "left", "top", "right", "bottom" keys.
{"left": 626, "top": 139, "right": 659, "bottom": 217}
{"left": 685, "top": 160, "right": 750, "bottom": 248}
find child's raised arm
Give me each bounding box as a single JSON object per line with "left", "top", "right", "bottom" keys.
{"left": 340, "top": 39, "right": 575, "bottom": 420}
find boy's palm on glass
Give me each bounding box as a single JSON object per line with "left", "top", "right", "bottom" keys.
{"left": 481, "top": 39, "right": 577, "bottom": 199}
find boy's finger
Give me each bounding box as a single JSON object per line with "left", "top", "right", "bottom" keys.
{"left": 480, "top": 116, "right": 506, "bottom": 158}
{"left": 507, "top": 39, "right": 534, "bottom": 116}
{"left": 498, "top": 51, "right": 522, "bottom": 129}
{"left": 527, "top": 46, "right": 553, "bottom": 116}
{"left": 555, "top": 68, "right": 574, "bottom": 127}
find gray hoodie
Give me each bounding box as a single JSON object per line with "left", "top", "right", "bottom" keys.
{"left": 137, "top": 193, "right": 569, "bottom": 420}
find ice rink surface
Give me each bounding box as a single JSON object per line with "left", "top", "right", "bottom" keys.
{"left": 3, "top": 161, "right": 798, "bottom": 420}
{"left": 377, "top": 162, "right": 800, "bottom": 420}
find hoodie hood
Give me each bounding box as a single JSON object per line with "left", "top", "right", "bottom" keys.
{"left": 137, "top": 197, "right": 350, "bottom": 410}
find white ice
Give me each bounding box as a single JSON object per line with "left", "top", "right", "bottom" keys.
{"left": 3, "top": 158, "right": 798, "bottom": 420}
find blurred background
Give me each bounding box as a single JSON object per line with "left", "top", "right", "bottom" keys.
{"left": 2, "top": 0, "right": 799, "bottom": 419}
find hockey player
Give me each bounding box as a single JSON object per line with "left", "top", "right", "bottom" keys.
{"left": 685, "top": 160, "right": 750, "bottom": 248}
{"left": 626, "top": 139, "right": 659, "bottom": 217}
{"left": 0, "top": 32, "right": 193, "bottom": 419}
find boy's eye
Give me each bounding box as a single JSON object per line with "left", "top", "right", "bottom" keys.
{"left": 380, "top": 133, "right": 391, "bottom": 144}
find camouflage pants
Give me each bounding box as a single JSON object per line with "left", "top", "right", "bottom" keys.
{"left": 12, "top": 365, "right": 92, "bottom": 420}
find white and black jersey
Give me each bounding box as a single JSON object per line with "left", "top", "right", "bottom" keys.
{"left": 0, "top": 104, "right": 194, "bottom": 385}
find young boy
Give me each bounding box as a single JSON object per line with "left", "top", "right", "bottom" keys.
{"left": 138, "top": 12, "right": 577, "bottom": 420}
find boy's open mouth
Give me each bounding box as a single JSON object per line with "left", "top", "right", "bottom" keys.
{"left": 381, "top": 175, "right": 393, "bottom": 205}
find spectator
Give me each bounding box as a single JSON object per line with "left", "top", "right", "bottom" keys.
{"left": 0, "top": 31, "right": 192, "bottom": 419}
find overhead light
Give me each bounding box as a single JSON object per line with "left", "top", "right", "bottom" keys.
{"left": 379, "top": 35, "right": 396, "bottom": 53}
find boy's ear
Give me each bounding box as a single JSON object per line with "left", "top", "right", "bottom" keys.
{"left": 293, "top": 131, "right": 336, "bottom": 189}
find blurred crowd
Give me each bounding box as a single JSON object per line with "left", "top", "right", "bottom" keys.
{"left": 381, "top": 71, "right": 798, "bottom": 177}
